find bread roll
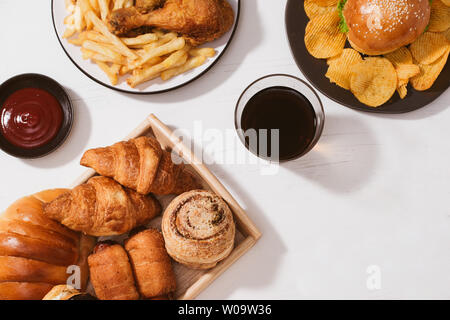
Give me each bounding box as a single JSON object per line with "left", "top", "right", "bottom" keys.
{"left": 0, "top": 282, "right": 54, "bottom": 300}
{"left": 0, "top": 190, "right": 95, "bottom": 300}
{"left": 88, "top": 242, "right": 140, "bottom": 300}
{"left": 162, "top": 190, "right": 235, "bottom": 269}
{"left": 125, "top": 229, "right": 176, "bottom": 298}
{"left": 343, "top": 0, "right": 431, "bottom": 55}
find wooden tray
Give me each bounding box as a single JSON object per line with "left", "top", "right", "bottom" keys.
{"left": 72, "top": 114, "right": 262, "bottom": 300}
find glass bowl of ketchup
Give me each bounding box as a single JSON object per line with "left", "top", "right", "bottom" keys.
{"left": 0, "top": 74, "right": 73, "bottom": 158}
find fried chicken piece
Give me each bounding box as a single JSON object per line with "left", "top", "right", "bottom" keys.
{"left": 135, "top": 0, "right": 164, "bottom": 13}
{"left": 109, "top": 0, "right": 234, "bottom": 46}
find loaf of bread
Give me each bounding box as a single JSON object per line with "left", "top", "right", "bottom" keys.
{"left": 0, "top": 190, "right": 96, "bottom": 300}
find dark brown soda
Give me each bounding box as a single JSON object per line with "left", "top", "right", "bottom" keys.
{"left": 240, "top": 86, "right": 317, "bottom": 161}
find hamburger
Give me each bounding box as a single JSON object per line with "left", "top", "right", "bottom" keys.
{"left": 339, "top": 0, "right": 431, "bottom": 55}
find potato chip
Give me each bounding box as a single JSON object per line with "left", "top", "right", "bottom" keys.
{"left": 325, "top": 48, "right": 362, "bottom": 89}
{"left": 396, "top": 64, "right": 421, "bottom": 80}
{"left": 441, "top": 0, "right": 450, "bottom": 6}
{"left": 410, "top": 32, "right": 450, "bottom": 65}
{"left": 312, "top": 0, "right": 338, "bottom": 6}
{"left": 304, "top": 0, "right": 337, "bottom": 19}
{"left": 428, "top": 0, "right": 450, "bottom": 32}
{"left": 384, "top": 47, "right": 413, "bottom": 66}
{"left": 350, "top": 58, "right": 397, "bottom": 107}
{"left": 441, "top": 28, "right": 450, "bottom": 42}
{"left": 384, "top": 47, "right": 419, "bottom": 99}
{"left": 410, "top": 49, "right": 450, "bottom": 91}
{"left": 305, "top": 12, "right": 346, "bottom": 59}
{"left": 397, "top": 83, "right": 408, "bottom": 99}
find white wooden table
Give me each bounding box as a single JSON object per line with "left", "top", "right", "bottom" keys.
{"left": 0, "top": 0, "right": 449, "bottom": 299}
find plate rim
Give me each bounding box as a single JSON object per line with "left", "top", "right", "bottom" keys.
{"left": 284, "top": 0, "right": 449, "bottom": 114}
{"left": 51, "top": 0, "right": 240, "bottom": 95}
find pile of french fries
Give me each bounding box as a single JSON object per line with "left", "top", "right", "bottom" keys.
{"left": 63, "top": 0, "right": 216, "bottom": 88}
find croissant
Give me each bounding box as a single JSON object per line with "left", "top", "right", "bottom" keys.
{"left": 0, "top": 190, "right": 95, "bottom": 300}
{"left": 88, "top": 242, "right": 140, "bottom": 300}
{"left": 43, "top": 176, "right": 161, "bottom": 237}
{"left": 80, "top": 136, "right": 201, "bottom": 195}
{"left": 125, "top": 229, "right": 176, "bottom": 298}
{"left": 162, "top": 190, "right": 235, "bottom": 269}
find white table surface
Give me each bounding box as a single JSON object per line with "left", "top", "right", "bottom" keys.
{"left": 1, "top": 0, "right": 449, "bottom": 300}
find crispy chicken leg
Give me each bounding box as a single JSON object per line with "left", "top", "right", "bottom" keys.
{"left": 109, "top": 0, "right": 234, "bottom": 46}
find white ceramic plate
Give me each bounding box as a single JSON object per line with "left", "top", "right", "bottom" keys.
{"left": 51, "top": 0, "right": 240, "bottom": 94}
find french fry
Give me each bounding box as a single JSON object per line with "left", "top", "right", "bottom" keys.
{"left": 121, "top": 33, "right": 159, "bottom": 46}
{"left": 129, "top": 37, "right": 185, "bottom": 70}
{"left": 89, "top": 0, "right": 100, "bottom": 14}
{"left": 64, "top": 13, "right": 75, "bottom": 25}
{"left": 124, "top": 0, "right": 134, "bottom": 8}
{"left": 95, "top": 60, "right": 119, "bottom": 85}
{"left": 82, "top": 40, "right": 125, "bottom": 62}
{"left": 86, "top": 10, "right": 138, "bottom": 59}
{"left": 161, "top": 55, "right": 207, "bottom": 81}
{"left": 79, "top": 0, "right": 94, "bottom": 30}
{"left": 68, "top": 31, "right": 88, "bottom": 45}
{"left": 113, "top": 0, "right": 126, "bottom": 10}
{"left": 65, "top": 0, "right": 76, "bottom": 13}
{"left": 127, "top": 50, "right": 188, "bottom": 87}
{"left": 189, "top": 47, "right": 216, "bottom": 58}
{"left": 85, "top": 31, "right": 110, "bottom": 43}
{"left": 63, "top": 27, "right": 77, "bottom": 39}
{"left": 81, "top": 47, "right": 127, "bottom": 64}
{"left": 98, "top": 0, "right": 110, "bottom": 21}
{"left": 74, "top": 2, "right": 86, "bottom": 32}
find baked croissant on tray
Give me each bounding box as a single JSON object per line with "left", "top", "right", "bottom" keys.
{"left": 43, "top": 176, "right": 161, "bottom": 236}
{"left": 80, "top": 136, "right": 201, "bottom": 195}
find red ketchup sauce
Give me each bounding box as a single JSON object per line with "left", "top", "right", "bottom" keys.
{"left": 0, "top": 88, "right": 63, "bottom": 149}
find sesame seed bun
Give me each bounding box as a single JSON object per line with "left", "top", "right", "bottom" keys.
{"left": 343, "top": 0, "right": 431, "bottom": 55}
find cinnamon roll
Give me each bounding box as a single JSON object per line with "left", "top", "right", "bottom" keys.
{"left": 161, "top": 190, "right": 235, "bottom": 269}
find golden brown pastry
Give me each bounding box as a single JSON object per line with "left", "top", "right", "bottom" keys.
{"left": 88, "top": 242, "right": 140, "bottom": 300}
{"left": 42, "top": 285, "right": 97, "bottom": 300}
{"left": 161, "top": 190, "right": 235, "bottom": 269}
{"left": 0, "top": 190, "right": 95, "bottom": 300}
{"left": 80, "top": 136, "right": 201, "bottom": 195}
{"left": 0, "top": 282, "right": 54, "bottom": 300}
{"left": 43, "top": 176, "right": 161, "bottom": 236}
{"left": 125, "top": 229, "right": 176, "bottom": 298}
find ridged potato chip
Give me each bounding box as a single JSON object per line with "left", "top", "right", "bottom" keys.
{"left": 384, "top": 47, "right": 413, "bottom": 65}
{"left": 396, "top": 64, "right": 420, "bottom": 80}
{"left": 410, "top": 32, "right": 450, "bottom": 65}
{"left": 384, "top": 47, "right": 419, "bottom": 99}
{"left": 442, "top": 28, "right": 450, "bottom": 42}
{"left": 326, "top": 48, "right": 362, "bottom": 89}
{"left": 397, "top": 83, "right": 408, "bottom": 99}
{"left": 304, "top": 0, "right": 337, "bottom": 19}
{"left": 411, "top": 49, "right": 450, "bottom": 91}
{"left": 350, "top": 58, "right": 397, "bottom": 107}
{"left": 312, "top": 0, "right": 338, "bottom": 6}
{"left": 428, "top": 0, "right": 450, "bottom": 32}
{"left": 305, "top": 12, "right": 346, "bottom": 59}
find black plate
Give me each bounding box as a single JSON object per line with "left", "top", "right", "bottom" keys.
{"left": 51, "top": 0, "right": 240, "bottom": 95}
{"left": 0, "top": 74, "right": 74, "bottom": 158}
{"left": 285, "top": 0, "right": 450, "bottom": 114}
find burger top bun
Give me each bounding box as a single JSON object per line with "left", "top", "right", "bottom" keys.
{"left": 343, "top": 0, "right": 431, "bottom": 55}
